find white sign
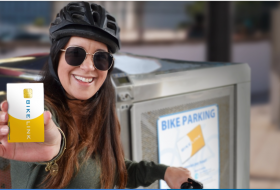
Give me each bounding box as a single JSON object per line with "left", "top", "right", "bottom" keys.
{"left": 157, "top": 105, "right": 219, "bottom": 189}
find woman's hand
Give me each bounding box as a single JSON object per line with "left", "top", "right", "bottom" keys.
{"left": 164, "top": 166, "right": 192, "bottom": 189}
{"left": 0, "top": 100, "right": 61, "bottom": 162}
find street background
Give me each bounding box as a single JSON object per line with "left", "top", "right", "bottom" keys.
{"left": 0, "top": 1, "right": 279, "bottom": 189}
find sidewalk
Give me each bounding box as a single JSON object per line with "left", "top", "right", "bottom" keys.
{"left": 250, "top": 103, "right": 280, "bottom": 188}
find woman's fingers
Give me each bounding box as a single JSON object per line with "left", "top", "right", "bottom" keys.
{"left": 44, "top": 111, "right": 52, "bottom": 126}
{"left": 42, "top": 111, "right": 61, "bottom": 160}
{"left": 0, "top": 112, "right": 8, "bottom": 125}
{"left": 0, "top": 101, "right": 8, "bottom": 112}
{"left": 0, "top": 110, "right": 61, "bottom": 162}
{"left": 0, "top": 125, "right": 9, "bottom": 151}
{"left": 44, "top": 111, "right": 58, "bottom": 136}
{"left": 43, "top": 110, "right": 61, "bottom": 145}
{"left": 0, "top": 122, "right": 8, "bottom": 158}
{"left": 0, "top": 101, "right": 8, "bottom": 125}
{"left": 0, "top": 125, "right": 9, "bottom": 135}
{"left": 164, "top": 166, "right": 192, "bottom": 189}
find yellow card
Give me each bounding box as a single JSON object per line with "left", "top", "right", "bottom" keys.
{"left": 187, "top": 125, "right": 205, "bottom": 156}
{"left": 7, "top": 83, "right": 44, "bottom": 142}
{"left": 177, "top": 125, "right": 205, "bottom": 163}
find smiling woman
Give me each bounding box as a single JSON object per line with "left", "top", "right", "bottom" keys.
{"left": 57, "top": 37, "right": 109, "bottom": 100}
{"left": 0, "top": 1, "right": 193, "bottom": 189}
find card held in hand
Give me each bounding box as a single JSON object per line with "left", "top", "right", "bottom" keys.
{"left": 7, "top": 83, "right": 44, "bottom": 142}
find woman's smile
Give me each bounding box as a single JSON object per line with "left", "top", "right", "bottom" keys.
{"left": 72, "top": 74, "right": 95, "bottom": 84}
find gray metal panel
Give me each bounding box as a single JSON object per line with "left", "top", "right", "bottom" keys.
{"left": 235, "top": 82, "right": 250, "bottom": 189}
{"left": 130, "top": 86, "right": 235, "bottom": 189}
{"left": 128, "top": 63, "right": 250, "bottom": 102}
{"left": 117, "top": 106, "right": 132, "bottom": 160}
{"left": 113, "top": 77, "right": 134, "bottom": 159}
{"left": 114, "top": 62, "right": 250, "bottom": 188}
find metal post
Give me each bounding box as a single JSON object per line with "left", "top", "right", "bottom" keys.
{"left": 136, "top": 1, "right": 145, "bottom": 44}
{"left": 206, "top": 2, "right": 232, "bottom": 62}
{"left": 271, "top": 5, "right": 280, "bottom": 128}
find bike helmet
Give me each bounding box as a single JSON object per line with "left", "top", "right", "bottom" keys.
{"left": 48, "top": 1, "right": 120, "bottom": 100}
{"left": 49, "top": 1, "right": 121, "bottom": 53}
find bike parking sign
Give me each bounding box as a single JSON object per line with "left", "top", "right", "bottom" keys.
{"left": 157, "top": 105, "right": 220, "bottom": 189}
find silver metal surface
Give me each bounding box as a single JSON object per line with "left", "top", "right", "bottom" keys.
{"left": 130, "top": 86, "right": 235, "bottom": 189}
{"left": 128, "top": 63, "right": 249, "bottom": 102}
{"left": 235, "top": 82, "right": 251, "bottom": 189}
{"left": 117, "top": 105, "right": 132, "bottom": 159}
{"left": 112, "top": 57, "right": 250, "bottom": 188}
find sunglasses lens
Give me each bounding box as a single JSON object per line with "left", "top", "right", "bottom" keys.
{"left": 65, "top": 47, "right": 86, "bottom": 66}
{"left": 94, "top": 52, "right": 113, "bottom": 71}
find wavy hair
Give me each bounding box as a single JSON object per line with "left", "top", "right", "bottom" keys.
{"left": 38, "top": 36, "right": 127, "bottom": 188}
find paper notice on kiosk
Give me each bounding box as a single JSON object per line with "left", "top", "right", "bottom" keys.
{"left": 157, "top": 105, "right": 219, "bottom": 189}
{"left": 7, "top": 83, "right": 44, "bottom": 142}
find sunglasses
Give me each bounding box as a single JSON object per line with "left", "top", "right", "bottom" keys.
{"left": 60, "top": 46, "right": 114, "bottom": 71}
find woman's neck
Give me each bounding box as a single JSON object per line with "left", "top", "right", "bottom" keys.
{"left": 65, "top": 92, "right": 84, "bottom": 114}
{"left": 67, "top": 99, "right": 84, "bottom": 125}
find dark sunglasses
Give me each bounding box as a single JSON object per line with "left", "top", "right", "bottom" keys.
{"left": 60, "top": 46, "right": 114, "bottom": 71}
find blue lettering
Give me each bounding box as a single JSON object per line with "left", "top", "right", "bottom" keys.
{"left": 211, "top": 109, "right": 215, "bottom": 118}
{"left": 183, "top": 116, "right": 187, "bottom": 125}
{"left": 188, "top": 115, "right": 192, "bottom": 124}
{"left": 176, "top": 117, "right": 180, "bottom": 127}
{"left": 162, "top": 121, "right": 167, "bottom": 131}
{"left": 193, "top": 114, "right": 197, "bottom": 122}
{"left": 26, "top": 100, "right": 30, "bottom": 104}
{"left": 198, "top": 113, "right": 203, "bottom": 121}
{"left": 26, "top": 109, "right": 30, "bottom": 113}
{"left": 181, "top": 143, "right": 191, "bottom": 152}
{"left": 205, "top": 111, "right": 210, "bottom": 119}
{"left": 170, "top": 119, "right": 176, "bottom": 128}
{"left": 161, "top": 108, "right": 216, "bottom": 131}
{"left": 168, "top": 120, "right": 170, "bottom": 128}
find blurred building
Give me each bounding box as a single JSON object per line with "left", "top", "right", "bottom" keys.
{"left": 0, "top": 2, "right": 51, "bottom": 26}
{"left": 51, "top": 1, "right": 190, "bottom": 43}
{"left": 0, "top": 1, "right": 194, "bottom": 44}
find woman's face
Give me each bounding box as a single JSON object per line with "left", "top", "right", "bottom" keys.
{"left": 58, "top": 36, "right": 108, "bottom": 100}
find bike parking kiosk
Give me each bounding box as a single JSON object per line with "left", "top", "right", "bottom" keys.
{"left": 112, "top": 53, "right": 250, "bottom": 189}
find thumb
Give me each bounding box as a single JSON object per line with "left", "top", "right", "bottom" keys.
{"left": 44, "top": 111, "right": 52, "bottom": 126}
{"left": 0, "top": 100, "right": 8, "bottom": 112}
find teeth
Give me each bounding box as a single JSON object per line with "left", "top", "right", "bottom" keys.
{"left": 74, "top": 75, "right": 93, "bottom": 83}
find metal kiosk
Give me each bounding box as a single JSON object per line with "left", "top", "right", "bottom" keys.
{"left": 112, "top": 53, "right": 250, "bottom": 189}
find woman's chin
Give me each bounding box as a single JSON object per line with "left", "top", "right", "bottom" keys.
{"left": 68, "top": 92, "right": 96, "bottom": 100}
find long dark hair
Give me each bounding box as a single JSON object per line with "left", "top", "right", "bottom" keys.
{"left": 38, "top": 36, "right": 127, "bottom": 188}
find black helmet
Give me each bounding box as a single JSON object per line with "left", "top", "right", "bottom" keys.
{"left": 49, "top": 1, "right": 121, "bottom": 53}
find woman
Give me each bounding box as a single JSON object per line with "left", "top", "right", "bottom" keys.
{"left": 0, "top": 2, "right": 192, "bottom": 189}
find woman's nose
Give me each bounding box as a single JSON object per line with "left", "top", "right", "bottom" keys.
{"left": 79, "top": 55, "right": 95, "bottom": 71}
